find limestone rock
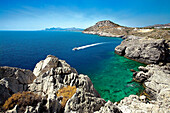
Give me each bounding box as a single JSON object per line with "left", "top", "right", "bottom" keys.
{"left": 134, "top": 64, "right": 170, "bottom": 100}
{"left": 94, "top": 100, "right": 122, "bottom": 113}
{"left": 119, "top": 64, "right": 170, "bottom": 113}
{"left": 6, "top": 105, "right": 18, "bottom": 113}
{"left": 0, "top": 66, "right": 35, "bottom": 105}
{"left": 0, "top": 66, "right": 36, "bottom": 84}
{"left": 115, "top": 38, "right": 168, "bottom": 64}
{"left": 64, "top": 89, "right": 106, "bottom": 113}
{"left": 33, "top": 55, "right": 59, "bottom": 77}
{"left": 29, "top": 55, "right": 101, "bottom": 112}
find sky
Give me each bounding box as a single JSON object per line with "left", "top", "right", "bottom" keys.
{"left": 0, "top": 0, "right": 170, "bottom": 30}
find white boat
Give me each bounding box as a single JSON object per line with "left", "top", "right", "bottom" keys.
{"left": 72, "top": 42, "right": 109, "bottom": 51}
{"left": 72, "top": 47, "right": 78, "bottom": 51}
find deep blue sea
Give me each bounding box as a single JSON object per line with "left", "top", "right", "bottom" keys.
{"left": 0, "top": 31, "right": 145, "bottom": 102}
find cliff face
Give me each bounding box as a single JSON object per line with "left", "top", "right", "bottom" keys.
{"left": 0, "top": 55, "right": 169, "bottom": 113}
{"left": 115, "top": 36, "right": 170, "bottom": 64}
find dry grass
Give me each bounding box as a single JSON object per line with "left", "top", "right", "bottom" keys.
{"left": 3, "top": 91, "right": 41, "bottom": 112}
{"left": 56, "top": 85, "right": 76, "bottom": 108}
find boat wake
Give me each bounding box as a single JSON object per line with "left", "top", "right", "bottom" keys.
{"left": 72, "top": 42, "right": 109, "bottom": 51}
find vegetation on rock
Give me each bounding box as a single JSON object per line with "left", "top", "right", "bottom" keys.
{"left": 2, "top": 91, "right": 41, "bottom": 112}
{"left": 56, "top": 85, "right": 76, "bottom": 108}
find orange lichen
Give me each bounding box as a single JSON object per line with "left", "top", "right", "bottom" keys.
{"left": 3, "top": 91, "right": 41, "bottom": 111}
{"left": 56, "top": 85, "right": 76, "bottom": 108}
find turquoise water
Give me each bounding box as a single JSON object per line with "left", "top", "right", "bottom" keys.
{"left": 0, "top": 31, "right": 145, "bottom": 102}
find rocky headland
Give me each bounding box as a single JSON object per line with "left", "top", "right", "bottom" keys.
{"left": 83, "top": 20, "right": 170, "bottom": 64}
{"left": 83, "top": 20, "right": 170, "bottom": 40}
{"left": 0, "top": 55, "right": 169, "bottom": 113}
{"left": 84, "top": 20, "right": 170, "bottom": 112}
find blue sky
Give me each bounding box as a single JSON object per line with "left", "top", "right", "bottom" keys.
{"left": 0, "top": 0, "right": 170, "bottom": 30}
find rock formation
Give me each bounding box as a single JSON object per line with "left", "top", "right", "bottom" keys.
{"left": 115, "top": 37, "right": 169, "bottom": 64}
{"left": 83, "top": 20, "right": 170, "bottom": 40}
{"left": 0, "top": 55, "right": 169, "bottom": 113}
{"left": 0, "top": 66, "right": 36, "bottom": 105}
{"left": 117, "top": 64, "right": 170, "bottom": 113}
{"left": 0, "top": 55, "right": 106, "bottom": 113}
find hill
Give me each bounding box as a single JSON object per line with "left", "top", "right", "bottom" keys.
{"left": 45, "top": 27, "right": 84, "bottom": 31}
{"left": 83, "top": 20, "right": 170, "bottom": 40}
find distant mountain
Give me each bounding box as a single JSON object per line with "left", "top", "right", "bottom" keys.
{"left": 145, "top": 23, "right": 170, "bottom": 28}
{"left": 45, "top": 27, "right": 84, "bottom": 31}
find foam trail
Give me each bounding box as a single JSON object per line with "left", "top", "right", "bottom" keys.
{"left": 72, "top": 42, "right": 110, "bottom": 51}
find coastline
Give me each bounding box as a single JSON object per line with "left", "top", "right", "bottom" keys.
{"left": 80, "top": 20, "right": 170, "bottom": 112}
{"left": 0, "top": 55, "right": 169, "bottom": 113}
{"left": 0, "top": 20, "right": 169, "bottom": 112}
{"left": 82, "top": 31, "right": 125, "bottom": 38}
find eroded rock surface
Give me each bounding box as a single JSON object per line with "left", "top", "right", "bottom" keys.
{"left": 118, "top": 64, "right": 170, "bottom": 113}
{"left": 64, "top": 89, "right": 106, "bottom": 113}
{"left": 115, "top": 37, "right": 169, "bottom": 64}
{"left": 28, "top": 55, "right": 102, "bottom": 112}
{"left": 1, "top": 55, "right": 169, "bottom": 113}
{"left": 0, "top": 66, "right": 36, "bottom": 105}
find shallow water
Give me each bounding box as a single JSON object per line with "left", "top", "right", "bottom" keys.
{"left": 0, "top": 31, "right": 145, "bottom": 102}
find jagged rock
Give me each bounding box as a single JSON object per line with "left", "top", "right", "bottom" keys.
{"left": 6, "top": 105, "right": 18, "bottom": 113}
{"left": 119, "top": 64, "right": 170, "bottom": 113}
{"left": 1, "top": 55, "right": 170, "bottom": 113}
{"left": 0, "top": 66, "right": 36, "bottom": 84}
{"left": 33, "top": 55, "right": 59, "bottom": 77}
{"left": 115, "top": 38, "right": 168, "bottom": 64}
{"left": 64, "top": 89, "right": 106, "bottom": 113}
{"left": 29, "top": 55, "right": 101, "bottom": 112}
{"left": 94, "top": 100, "right": 122, "bottom": 113}
{"left": 0, "top": 66, "right": 36, "bottom": 105}
{"left": 0, "top": 84, "right": 11, "bottom": 105}
{"left": 63, "top": 73, "right": 100, "bottom": 97}
{"left": 117, "top": 95, "right": 159, "bottom": 113}
{"left": 133, "top": 64, "right": 170, "bottom": 100}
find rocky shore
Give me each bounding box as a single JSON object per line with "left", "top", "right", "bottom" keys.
{"left": 115, "top": 36, "right": 170, "bottom": 64}
{"left": 83, "top": 20, "right": 170, "bottom": 64}
{"left": 0, "top": 20, "right": 169, "bottom": 113}
{"left": 0, "top": 55, "right": 169, "bottom": 113}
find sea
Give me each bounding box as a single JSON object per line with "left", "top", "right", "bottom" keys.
{"left": 0, "top": 31, "right": 145, "bottom": 102}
